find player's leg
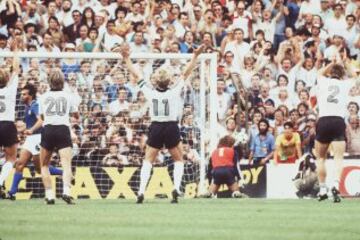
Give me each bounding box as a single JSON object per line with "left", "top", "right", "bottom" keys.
{"left": 137, "top": 145, "right": 159, "bottom": 203}
{"left": 168, "top": 142, "right": 185, "bottom": 204}
{"left": 6, "top": 149, "right": 32, "bottom": 199}
{"left": 58, "top": 147, "right": 74, "bottom": 204}
{"left": 330, "top": 140, "right": 346, "bottom": 203}
{"left": 40, "top": 146, "right": 55, "bottom": 204}
{"left": 209, "top": 183, "right": 220, "bottom": 197}
{"left": 315, "top": 140, "right": 329, "bottom": 200}
{"left": 0, "top": 122, "right": 18, "bottom": 198}
{"left": 169, "top": 142, "right": 184, "bottom": 194}
{"left": 0, "top": 144, "right": 17, "bottom": 198}
{"left": 32, "top": 155, "right": 63, "bottom": 176}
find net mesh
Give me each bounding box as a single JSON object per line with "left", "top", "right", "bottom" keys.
{"left": 0, "top": 53, "right": 215, "bottom": 199}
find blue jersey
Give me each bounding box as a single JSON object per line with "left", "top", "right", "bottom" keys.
{"left": 24, "top": 100, "right": 42, "bottom": 134}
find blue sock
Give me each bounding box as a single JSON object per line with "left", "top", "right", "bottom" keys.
{"left": 9, "top": 172, "right": 23, "bottom": 195}
{"left": 49, "top": 166, "right": 63, "bottom": 175}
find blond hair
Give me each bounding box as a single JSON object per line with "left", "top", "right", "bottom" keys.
{"left": 48, "top": 68, "right": 64, "bottom": 90}
{"left": 154, "top": 67, "right": 172, "bottom": 89}
{"left": 0, "top": 69, "right": 10, "bottom": 88}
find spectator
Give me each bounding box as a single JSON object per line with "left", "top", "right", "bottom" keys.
{"left": 249, "top": 119, "right": 275, "bottom": 165}
{"left": 274, "top": 121, "right": 302, "bottom": 164}
{"left": 346, "top": 115, "right": 360, "bottom": 156}
{"left": 109, "top": 87, "right": 130, "bottom": 116}
{"left": 63, "top": 9, "right": 82, "bottom": 43}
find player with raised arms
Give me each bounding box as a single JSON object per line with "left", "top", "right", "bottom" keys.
{"left": 0, "top": 41, "right": 20, "bottom": 198}
{"left": 316, "top": 58, "right": 359, "bottom": 203}
{"left": 121, "top": 43, "right": 205, "bottom": 204}
{"left": 38, "top": 69, "right": 79, "bottom": 204}
{"left": 4, "top": 84, "right": 63, "bottom": 200}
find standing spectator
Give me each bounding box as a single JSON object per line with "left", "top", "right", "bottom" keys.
{"left": 63, "top": 9, "right": 82, "bottom": 43}
{"left": 129, "top": 30, "right": 149, "bottom": 53}
{"left": 223, "top": 28, "right": 250, "bottom": 69}
{"left": 38, "top": 31, "right": 60, "bottom": 53}
{"left": 108, "top": 87, "right": 130, "bottom": 116}
{"left": 249, "top": 119, "right": 275, "bottom": 165}
{"left": 101, "top": 20, "right": 124, "bottom": 51}
{"left": 22, "top": 2, "right": 42, "bottom": 26}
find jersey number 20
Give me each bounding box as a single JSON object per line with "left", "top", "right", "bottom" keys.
{"left": 45, "top": 97, "right": 67, "bottom": 116}
{"left": 327, "top": 85, "right": 340, "bottom": 104}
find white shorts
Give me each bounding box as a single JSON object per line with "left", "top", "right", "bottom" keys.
{"left": 22, "top": 134, "right": 41, "bottom": 155}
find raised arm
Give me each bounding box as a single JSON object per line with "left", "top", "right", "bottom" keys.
{"left": 182, "top": 44, "right": 205, "bottom": 80}
{"left": 120, "top": 44, "right": 142, "bottom": 82}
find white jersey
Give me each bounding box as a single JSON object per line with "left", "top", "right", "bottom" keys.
{"left": 139, "top": 79, "right": 184, "bottom": 122}
{"left": 317, "top": 76, "right": 354, "bottom": 118}
{"left": 39, "top": 90, "right": 78, "bottom": 126}
{"left": 0, "top": 74, "right": 18, "bottom": 122}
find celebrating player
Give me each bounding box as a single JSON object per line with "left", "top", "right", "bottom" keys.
{"left": 4, "top": 84, "right": 63, "bottom": 200}
{"left": 121, "top": 43, "right": 205, "bottom": 204}
{"left": 315, "top": 60, "right": 358, "bottom": 203}
{"left": 208, "top": 135, "right": 244, "bottom": 198}
{"left": 0, "top": 43, "right": 19, "bottom": 198}
{"left": 38, "top": 69, "right": 79, "bottom": 205}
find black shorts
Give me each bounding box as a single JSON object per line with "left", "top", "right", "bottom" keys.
{"left": 147, "top": 121, "right": 180, "bottom": 149}
{"left": 0, "top": 121, "right": 18, "bottom": 147}
{"left": 316, "top": 116, "right": 346, "bottom": 144}
{"left": 40, "top": 125, "right": 72, "bottom": 151}
{"left": 212, "top": 166, "right": 236, "bottom": 186}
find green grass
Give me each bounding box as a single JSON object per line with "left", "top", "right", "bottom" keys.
{"left": 1, "top": 198, "right": 360, "bottom": 240}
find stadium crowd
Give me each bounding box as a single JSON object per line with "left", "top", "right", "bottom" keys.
{"left": 0, "top": 0, "right": 359, "bottom": 168}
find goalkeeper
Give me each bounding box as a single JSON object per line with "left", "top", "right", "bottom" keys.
{"left": 208, "top": 135, "right": 244, "bottom": 198}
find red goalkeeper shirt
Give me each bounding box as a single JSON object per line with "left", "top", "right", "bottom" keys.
{"left": 211, "top": 147, "right": 235, "bottom": 169}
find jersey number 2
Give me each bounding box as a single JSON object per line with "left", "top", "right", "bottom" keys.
{"left": 152, "top": 99, "right": 169, "bottom": 116}
{"left": 45, "top": 97, "right": 67, "bottom": 116}
{"left": 0, "top": 95, "right": 5, "bottom": 113}
{"left": 327, "top": 85, "right": 340, "bottom": 104}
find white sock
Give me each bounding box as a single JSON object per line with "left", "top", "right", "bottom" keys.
{"left": 319, "top": 183, "right": 328, "bottom": 195}
{"left": 138, "top": 160, "right": 152, "bottom": 195}
{"left": 173, "top": 161, "right": 184, "bottom": 193}
{"left": 63, "top": 185, "right": 71, "bottom": 196}
{"left": 45, "top": 188, "right": 55, "bottom": 200}
{"left": 0, "top": 161, "right": 14, "bottom": 186}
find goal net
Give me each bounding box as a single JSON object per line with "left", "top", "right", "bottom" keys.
{"left": 0, "top": 51, "right": 217, "bottom": 200}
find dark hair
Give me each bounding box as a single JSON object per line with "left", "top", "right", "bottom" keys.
{"left": 284, "top": 121, "right": 294, "bottom": 129}
{"left": 218, "top": 135, "right": 235, "bottom": 148}
{"left": 330, "top": 64, "right": 345, "bottom": 79}
{"left": 23, "top": 83, "right": 37, "bottom": 100}
{"left": 115, "top": 6, "right": 128, "bottom": 17}
{"left": 258, "top": 118, "right": 269, "bottom": 129}
{"left": 348, "top": 101, "right": 360, "bottom": 113}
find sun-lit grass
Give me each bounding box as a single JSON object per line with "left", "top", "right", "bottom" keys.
{"left": 1, "top": 198, "right": 360, "bottom": 240}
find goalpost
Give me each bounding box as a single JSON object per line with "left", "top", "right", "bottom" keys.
{"left": 0, "top": 51, "right": 218, "bottom": 199}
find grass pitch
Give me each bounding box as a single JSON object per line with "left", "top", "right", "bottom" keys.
{"left": 0, "top": 198, "right": 359, "bottom": 240}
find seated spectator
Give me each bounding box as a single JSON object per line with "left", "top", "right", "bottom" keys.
{"left": 274, "top": 121, "right": 302, "bottom": 164}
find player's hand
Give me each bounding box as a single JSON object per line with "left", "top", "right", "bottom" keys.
{"left": 120, "top": 43, "right": 130, "bottom": 60}
{"left": 194, "top": 44, "right": 205, "bottom": 57}
{"left": 9, "top": 39, "right": 18, "bottom": 52}
{"left": 24, "top": 129, "right": 33, "bottom": 135}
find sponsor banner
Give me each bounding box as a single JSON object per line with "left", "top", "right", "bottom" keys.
{"left": 3, "top": 165, "right": 200, "bottom": 200}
